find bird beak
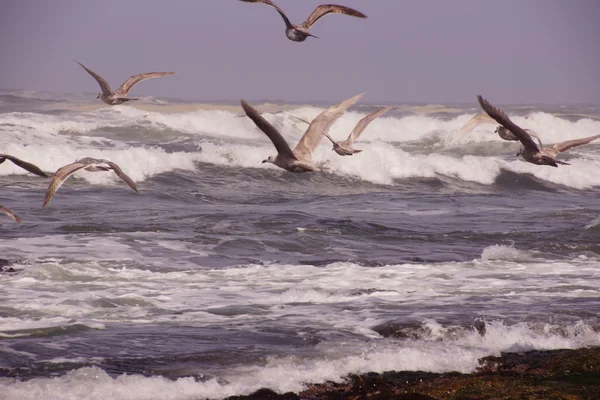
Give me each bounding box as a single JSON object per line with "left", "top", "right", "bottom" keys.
{"left": 308, "top": 33, "right": 319, "bottom": 39}
{"left": 96, "top": 95, "right": 100, "bottom": 99}
{"left": 262, "top": 159, "right": 268, "bottom": 164}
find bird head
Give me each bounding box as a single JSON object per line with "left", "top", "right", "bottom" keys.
{"left": 262, "top": 156, "right": 275, "bottom": 164}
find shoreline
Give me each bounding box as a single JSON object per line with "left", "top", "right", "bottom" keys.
{"left": 227, "top": 347, "right": 600, "bottom": 400}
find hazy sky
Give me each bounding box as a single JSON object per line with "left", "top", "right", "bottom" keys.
{"left": 1, "top": 0, "right": 599, "bottom": 104}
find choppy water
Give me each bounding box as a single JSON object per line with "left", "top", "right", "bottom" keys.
{"left": 1, "top": 90, "right": 600, "bottom": 399}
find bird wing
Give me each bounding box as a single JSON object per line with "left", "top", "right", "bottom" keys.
{"left": 523, "top": 129, "right": 543, "bottom": 148}
{"left": 42, "top": 161, "right": 89, "bottom": 208}
{"left": 301, "top": 4, "right": 367, "bottom": 29}
{"left": 0, "top": 154, "right": 48, "bottom": 177}
{"left": 241, "top": 100, "right": 297, "bottom": 160}
{"left": 239, "top": 0, "right": 293, "bottom": 28}
{"left": 292, "top": 116, "right": 312, "bottom": 125}
{"left": 322, "top": 131, "right": 337, "bottom": 145}
{"left": 115, "top": 72, "right": 175, "bottom": 96}
{"left": 456, "top": 112, "right": 497, "bottom": 137}
{"left": 551, "top": 134, "right": 600, "bottom": 154}
{"left": 344, "top": 105, "right": 393, "bottom": 145}
{"left": 0, "top": 206, "right": 21, "bottom": 224}
{"left": 477, "top": 95, "right": 540, "bottom": 152}
{"left": 74, "top": 60, "right": 113, "bottom": 95}
{"left": 107, "top": 162, "right": 139, "bottom": 193}
{"left": 294, "top": 93, "right": 364, "bottom": 160}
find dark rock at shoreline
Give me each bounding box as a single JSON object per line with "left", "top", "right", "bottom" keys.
{"left": 226, "top": 347, "right": 600, "bottom": 400}
{"left": 0, "top": 258, "right": 16, "bottom": 273}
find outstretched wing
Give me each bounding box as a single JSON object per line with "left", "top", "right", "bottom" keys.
{"left": 239, "top": 0, "right": 293, "bottom": 28}
{"left": 456, "top": 113, "right": 497, "bottom": 137}
{"left": 107, "top": 162, "right": 139, "bottom": 193}
{"left": 344, "top": 105, "right": 393, "bottom": 145}
{"left": 551, "top": 134, "right": 600, "bottom": 154}
{"left": 292, "top": 116, "right": 312, "bottom": 125}
{"left": 74, "top": 60, "right": 112, "bottom": 95}
{"left": 0, "top": 154, "right": 48, "bottom": 177}
{"left": 301, "top": 4, "right": 367, "bottom": 29}
{"left": 322, "top": 131, "right": 337, "bottom": 145}
{"left": 0, "top": 206, "right": 22, "bottom": 224}
{"left": 42, "top": 161, "right": 89, "bottom": 208}
{"left": 294, "top": 92, "right": 364, "bottom": 160}
{"left": 523, "top": 129, "right": 543, "bottom": 148}
{"left": 477, "top": 95, "right": 540, "bottom": 152}
{"left": 115, "top": 72, "right": 175, "bottom": 96}
{"left": 241, "top": 100, "right": 297, "bottom": 160}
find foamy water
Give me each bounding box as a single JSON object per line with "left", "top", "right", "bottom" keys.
{"left": 2, "top": 96, "right": 600, "bottom": 188}
{"left": 1, "top": 92, "right": 599, "bottom": 399}
{"left": 2, "top": 243, "right": 599, "bottom": 399}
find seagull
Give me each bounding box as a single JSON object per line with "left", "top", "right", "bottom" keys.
{"left": 74, "top": 60, "right": 175, "bottom": 105}
{"left": 294, "top": 106, "right": 393, "bottom": 156}
{"left": 239, "top": 0, "right": 367, "bottom": 42}
{"left": 457, "top": 112, "right": 543, "bottom": 147}
{"left": 477, "top": 95, "right": 600, "bottom": 167}
{"left": 42, "top": 157, "right": 139, "bottom": 208}
{"left": 241, "top": 93, "right": 364, "bottom": 172}
{"left": 0, "top": 154, "right": 48, "bottom": 177}
{"left": 0, "top": 206, "right": 21, "bottom": 224}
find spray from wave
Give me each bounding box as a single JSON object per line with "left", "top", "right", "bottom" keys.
{"left": 1, "top": 319, "right": 598, "bottom": 400}
{"left": 2, "top": 101, "right": 600, "bottom": 188}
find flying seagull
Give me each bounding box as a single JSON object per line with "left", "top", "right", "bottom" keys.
{"left": 74, "top": 60, "right": 175, "bottom": 105}
{"left": 239, "top": 0, "right": 366, "bottom": 42}
{"left": 241, "top": 93, "right": 364, "bottom": 172}
{"left": 477, "top": 95, "right": 600, "bottom": 167}
{"left": 294, "top": 106, "right": 393, "bottom": 156}
{"left": 42, "top": 157, "right": 139, "bottom": 208}
{"left": 457, "top": 112, "right": 543, "bottom": 147}
{"left": 0, "top": 154, "right": 48, "bottom": 177}
{"left": 0, "top": 206, "right": 21, "bottom": 224}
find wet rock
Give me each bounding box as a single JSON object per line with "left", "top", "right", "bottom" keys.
{"left": 372, "top": 322, "right": 432, "bottom": 340}
{"left": 228, "top": 388, "right": 299, "bottom": 400}
{"left": 0, "top": 258, "right": 15, "bottom": 273}
{"left": 372, "top": 320, "right": 487, "bottom": 340}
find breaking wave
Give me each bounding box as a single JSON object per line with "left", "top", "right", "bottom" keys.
{"left": 2, "top": 100, "right": 600, "bottom": 189}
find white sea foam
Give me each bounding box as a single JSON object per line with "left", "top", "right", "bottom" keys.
{"left": 192, "top": 138, "right": 600, "bottom": 188}
{"left": 1, "top": 320, "right": 598, "bottom": 400}
{"left": 1, "top": 237, "right": 599, "bottom": 398}
{"left": 2, "top": 106, "right": 600, "bottom": 188}
{"left": 1, "top": 237, "right": 599, "bottom": 335}
{"left": 0, "top": 143, "right": 201, "bottom": 184}
{"left": 450, "top": 112, "right": 600, "bottom": 145}
{"left": 4, "top": 103, "right": 600, "bottom": 144}
{"left": 585, "top": 216, "right": 600, "bottom": 229}
{"left": 481, "top": 244, "right": 532, "bottom": 262}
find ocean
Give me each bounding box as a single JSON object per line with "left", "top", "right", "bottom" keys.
{"left": 1, "top": 90, "right": 599, "bottom": 399}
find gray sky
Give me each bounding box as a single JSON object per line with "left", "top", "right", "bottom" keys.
{"left": 1, "top": 0, "right": 599, "bottom": 104}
